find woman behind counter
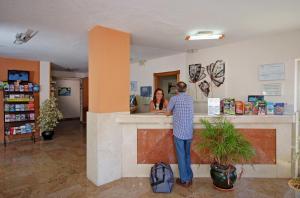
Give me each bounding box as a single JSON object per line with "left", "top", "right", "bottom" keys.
{"left": 149, "top": 88, "right": 169, "bottom": 113}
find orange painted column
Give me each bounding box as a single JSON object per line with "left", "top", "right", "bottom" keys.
{"left": 87, "top": 25, "right": 131, "bottom": 186}
{"left": 88, "top": 25, "right": 130, "bottom": 113}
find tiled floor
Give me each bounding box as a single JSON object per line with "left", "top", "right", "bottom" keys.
{"left": 0, "top": 120, "right": 298, "bottom": 198}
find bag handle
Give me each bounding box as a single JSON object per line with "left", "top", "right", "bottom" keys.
{"left": 153, "top": 162, "right": 169, "bottom": 169}
{"left": 151, "top": 166, "right": 166, "bottom": 186}
{"left": 150, "top": 164, "right": 160, "bottom": 186}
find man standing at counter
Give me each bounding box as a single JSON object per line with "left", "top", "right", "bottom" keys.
{"left": 166, "top": 81, "right": 194, "bottom": 187}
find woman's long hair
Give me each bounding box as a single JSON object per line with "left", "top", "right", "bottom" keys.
{"left": 153, "top": 88, "right": 165, "bottom": 110}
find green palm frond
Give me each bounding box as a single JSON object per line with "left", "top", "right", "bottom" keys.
{"left": 198, "top": 117, "right": 255, "bottom": 166}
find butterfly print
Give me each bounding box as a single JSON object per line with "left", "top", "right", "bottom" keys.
{"left": 189, "top": 64, "right": 206, "bottom": 83}
{"left": 206, "top": 60, "right": 225, "bottom": 87}
{"left": 199, "top": 80, "right": 210, "bottom": 97}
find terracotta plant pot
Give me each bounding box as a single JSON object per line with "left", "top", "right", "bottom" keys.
{"left": 288, "top": 178, "right": 300, "bottom": 197}
{"left": 210, "top": 163, "right": 237, "bottom": 190}
{"left": 42, "top": 131, "right": 54, "bottom": 140}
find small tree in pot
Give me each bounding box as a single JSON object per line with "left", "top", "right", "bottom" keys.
{"left": 37, "top": 96, "right": 63, "bottom": 140}
{"left": 199, "top": 117, "right": 255, "bottom": 190}
{"left": 288, "top": 153, "right": 300, "bottom": 196}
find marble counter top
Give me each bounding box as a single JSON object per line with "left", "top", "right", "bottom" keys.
{"left": 116, "top": 113, "right": 295, "bottom": 124}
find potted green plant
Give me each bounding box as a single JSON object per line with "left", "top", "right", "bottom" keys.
{"left": 288, "top": 178, "right": 300, "bottom": 195}
{"left": 37, "top": 96, "right": 63, "bottom": 140}
{"left": 199, "top": 117, "right": 255, "bottom": 190}
{"left": 288, "top": 153, "right": 300, "bottom": 196}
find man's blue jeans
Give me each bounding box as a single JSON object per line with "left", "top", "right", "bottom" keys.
{"left": 174, "top": 136, "right": 193, "bottom": 182}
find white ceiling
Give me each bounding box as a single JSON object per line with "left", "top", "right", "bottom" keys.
{"left": 0, "top": 0, "right": 300, "bottom": 71}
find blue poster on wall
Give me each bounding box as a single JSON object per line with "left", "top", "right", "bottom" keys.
{"left": 58, "top": 87, "right": 71, "bottom": 96}
{"left": 140, "top": 86, "right": 152, "bottom": 97}
{"left": 130, "top": 81, "right": 138, "bottom": 92}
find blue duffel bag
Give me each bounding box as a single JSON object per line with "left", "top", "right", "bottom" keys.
{"left": 150, "top": 162, "right": 174, "bottom": 193}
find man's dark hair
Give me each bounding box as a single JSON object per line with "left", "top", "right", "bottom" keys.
{"left": 176, "top": 81, "right": 187, "bottom": 92}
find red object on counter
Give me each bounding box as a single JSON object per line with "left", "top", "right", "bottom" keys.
{"left": 235, "top": 101, "right": 244, "bottom": 115}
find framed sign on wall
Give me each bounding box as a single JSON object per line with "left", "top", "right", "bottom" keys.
{"left": 259, "top": 63, "right": 285, "bottom": 81}
{"left": 262, "top": 83, "right": 282, "bottom": 96}
{"left": 58, "top": 87, "right": 71, "bottom": 96}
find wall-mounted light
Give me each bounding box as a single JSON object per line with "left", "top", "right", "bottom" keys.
{"left": 185, "top": 31, "right": 224, "bottom": 40}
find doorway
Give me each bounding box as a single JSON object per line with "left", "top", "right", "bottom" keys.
{"left": 56, "top": 78, "right": 81, "bottom": 119}
{"left": 153, "top": 70, "right": 180, "bottom": 100}
{"left": 80, "top": 77, "right": 88, "bottom": 124}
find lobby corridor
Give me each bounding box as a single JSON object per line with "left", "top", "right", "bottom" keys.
{"left": 0, "top": 120, "right": 296, "bottom": 198}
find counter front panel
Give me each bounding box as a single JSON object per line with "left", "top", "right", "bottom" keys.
{"left": 137, "top": 128, "right": 276, "bottom": 164}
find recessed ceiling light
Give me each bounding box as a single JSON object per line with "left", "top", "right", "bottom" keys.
{"left": 185, "top": 31, "right": 224, "bottom": 40}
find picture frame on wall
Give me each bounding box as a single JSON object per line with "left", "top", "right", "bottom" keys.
{"left": 140, "top": 86, "right": 152, "bottom": 97}
{"left": 58, "top": 87, "right": 71, "bottom": 96}
{"left": 259, "top": 63, "right": 285, "bottom": 81}
{"left": 130, "top": 81, "right": 138, "bottom": 92}
{"left": 262, "top": 83, "right": 282, "bottom": 96}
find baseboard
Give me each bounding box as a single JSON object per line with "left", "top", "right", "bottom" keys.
{"left": 62, "top": 117, "right": 80, "bottom": 121}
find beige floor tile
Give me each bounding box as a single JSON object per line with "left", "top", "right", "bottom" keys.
{"left": 0, "top": 120, "right": 296, "bottom": 198}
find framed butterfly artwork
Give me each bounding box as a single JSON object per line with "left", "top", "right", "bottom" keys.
{"left": 198, "top": 80, "right": 210, "bottom": 97}
{"left": 206, "top": 60, "right": 225, "bottom": 87}
{"left": 188, "top": 64, "right": 206, "bottom": 83}
{"left": 189, "top": 60, "right": 225, "bottom": 99}
{"left": 189, "top": 64, "right": 206, "bottom": 100}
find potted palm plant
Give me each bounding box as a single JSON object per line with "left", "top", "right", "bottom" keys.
{"left": 199, "top": 117, "right": 255, "bottom": 190}
{"left": 37, "top": 96, "right": 63, "bottom": 140}
{"left": 288, "top": 153, "right": 300, "bottom": 196}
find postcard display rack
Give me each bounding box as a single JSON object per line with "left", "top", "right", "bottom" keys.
{"left": 2, "top": 82, "right": 37, "bottom": 146}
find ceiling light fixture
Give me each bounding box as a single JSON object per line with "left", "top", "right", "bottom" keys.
{"left": 185, "top": 31, "right": 224, "bottom": 41}
{"left": 14, "top": 29, "right": 38, "bottom": 45}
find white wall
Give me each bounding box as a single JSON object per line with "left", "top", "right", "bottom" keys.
{"left": 131, "top": 53, "right": 186, "bottom": 112}
{"left": 56, "top": 79, "right": 81, "bottom": 118}
{"left": 295, "top": 59, "right": 300, "bottom": 112}
{"left": 131, "top": 30, "right": 300, "bottom": 113}
{"left": 52, "top": 70, "right": 88, "bottom": 120}
{"left": 39, "top": 61, "right": 51, "bottom": 105}
{"left": 131, "top": 53, "right": 187, "bottom": 94}
{"left": 188, "top": 30, "right": 300, "bottom": 113}
{"left": 52, "top": 70, "right": 88, "bottom": 78}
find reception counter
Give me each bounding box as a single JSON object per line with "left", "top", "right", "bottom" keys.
{"left": 87, "top": 112, "right": 296, "bottom": 186}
